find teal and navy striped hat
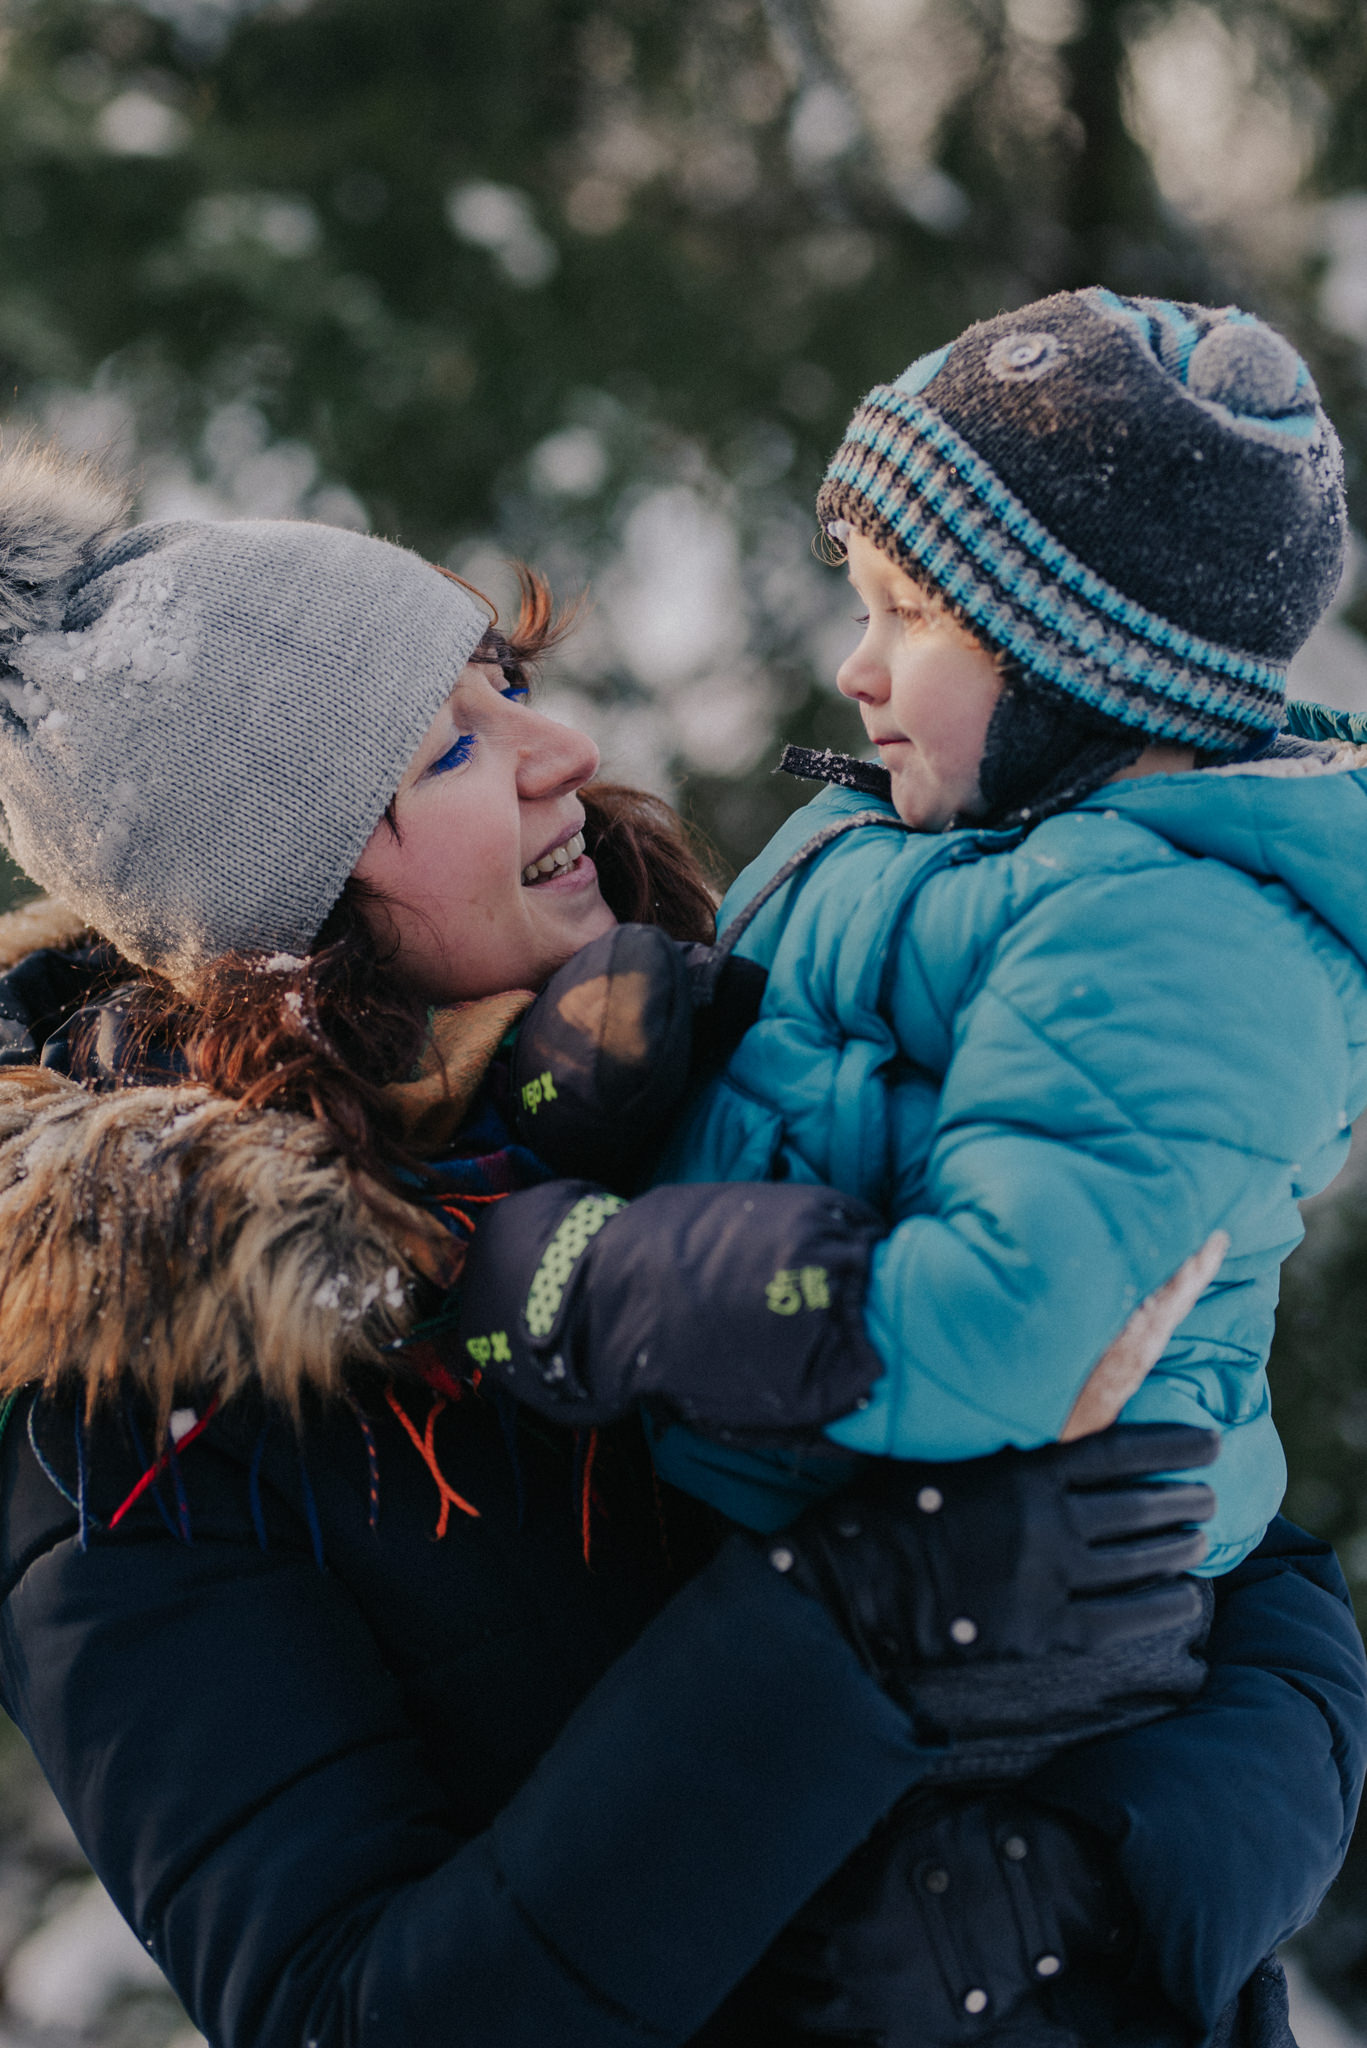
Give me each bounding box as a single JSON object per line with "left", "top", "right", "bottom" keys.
{"left": 816, "top": 289, "right": 1346, "bottom": 753}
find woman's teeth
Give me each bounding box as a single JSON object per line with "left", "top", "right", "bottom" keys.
{"left": 521, "top": 830, "right": 585, "bottom": 886}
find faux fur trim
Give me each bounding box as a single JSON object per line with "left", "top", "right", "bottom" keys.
{"left": 0, "top": 1069, "right": 461, "bottom": 1425}
{"left": 0, "top": 438, "right": 130, "bottom": 639}
{"left": 1208, "top": 740, "right": 1367, "bottom": 780}
{"left": 0, "top": 930, "right": 534, "bottom": 1418}
{"left": 0, "top": 893, "right": 92, "bottom": 972}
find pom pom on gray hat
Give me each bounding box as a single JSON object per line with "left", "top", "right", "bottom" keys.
{"left": 0, "top": 439, "right": 490, "bottom": 982}
{"left": 817, "top": 289, "right": 1347, "bottom": 754}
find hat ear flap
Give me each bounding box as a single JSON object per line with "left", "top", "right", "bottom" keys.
{"left": 0, "top": 440, "right": 130, "bottom": 641}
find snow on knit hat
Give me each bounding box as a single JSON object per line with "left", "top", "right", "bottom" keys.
{"left": 816, "top": 289, "right": 1347, "bottom": 753}
{"left": 0, "top": 441, "right": 489, "bottom": 980}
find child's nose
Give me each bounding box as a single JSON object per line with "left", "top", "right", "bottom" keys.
{"left": 837, "top": 642, "right": 888, "bottom": 705}
{"left": 519, "top": 707, "right": 601, "bottom": 796}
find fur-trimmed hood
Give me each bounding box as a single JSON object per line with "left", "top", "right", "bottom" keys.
{"left": 0, "top": 897, "right": 526, "bottom": 1422}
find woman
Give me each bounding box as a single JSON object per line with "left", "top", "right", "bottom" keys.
{"left": 0, "top": 442, "right": 1358, "bottom": 2048}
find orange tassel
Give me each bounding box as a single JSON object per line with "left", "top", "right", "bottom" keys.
{"left": 438, "top": 1202, "right": 479, "bottom": 1237}
{"left": 385, "top": 1386, "right": 480, "bottom": 1536}
{"left": 434, "top": 1188, "right": 508, "bottom": 1236}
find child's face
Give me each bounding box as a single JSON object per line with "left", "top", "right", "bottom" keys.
{"left": 837, "top": 532, "right": 1003, "bottom": 831}
{"left": 351, "top": 662, "right": 616, "bottom": 1002}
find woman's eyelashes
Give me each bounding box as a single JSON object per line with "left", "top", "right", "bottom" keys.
{"left": 426, "top": 732, "right": 476, "bottom": 777}
{"left": 424, "top": 684, "right": 530, "bottom": 778}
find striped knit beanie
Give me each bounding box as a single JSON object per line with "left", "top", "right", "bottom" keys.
{"left": 817, "top": 289, "right": 1346, "bottom": 755}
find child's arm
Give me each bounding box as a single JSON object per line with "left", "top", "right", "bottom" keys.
{"left": 449, "top": 1173, "right": 887, "bottom": 1434}
{"left": 446, "top": 1157, "right": 1220, "bottom": 1446}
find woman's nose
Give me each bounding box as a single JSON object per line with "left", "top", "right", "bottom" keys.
{"left": 518, "top": 706, "right": 601, "bottom": 796}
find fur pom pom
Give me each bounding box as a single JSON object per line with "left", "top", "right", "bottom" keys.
{"left": 0, "top": 438, "right": 131, "bottom": 640}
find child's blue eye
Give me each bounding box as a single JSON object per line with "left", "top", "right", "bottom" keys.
{"left": 427, "top": 733, "right": 476, "bottom": 777}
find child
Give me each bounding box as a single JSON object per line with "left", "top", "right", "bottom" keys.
{"left": 446, "top": 297, "right": 1367, "bottom": 2042}
{"left": 461, "top": 288, "right": 1367, "bottom": 1589}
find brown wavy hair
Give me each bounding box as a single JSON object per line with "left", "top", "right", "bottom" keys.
{"left": 106, "top": 567, "right": 720, "bottom": 1185}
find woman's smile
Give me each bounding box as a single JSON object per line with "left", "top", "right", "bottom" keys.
{"left": 352, "top": 662, "right": 616, "bottom": 1001}
{"left": 521, "top": 827, "right": 587, "bottom": 886}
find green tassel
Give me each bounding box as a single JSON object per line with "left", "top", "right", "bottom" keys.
{"left": 0, "top": 1388, "right": 21, "bottom": 1459}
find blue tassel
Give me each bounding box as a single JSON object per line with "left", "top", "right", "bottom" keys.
{"left": 74, "top": 1409, "right": 91, "bottom": 1552}
{"left": 123, "top": 1396, "right": 181, "bottom": 1542}
{"left": 27, "top": 1401, "right": 78, "bottom": 1511}
{"left": 166, "top": 1426, "right": 191, "bottom": 1543}
{"left": 297, "top": 1439, "right": 325, "bottom": 1571}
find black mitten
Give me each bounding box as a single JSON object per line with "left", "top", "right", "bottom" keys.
{"left": 448, "top": 1176, "right": 885, "bottom": 1433}
{"left": 753, "top": 1424, "right": 1218, "bottom": 1692}
{"left": 752, "top": 1788, "right": 1132, "bottom": 2046}
{"left": 510, "top": 923, "right": 766, "bottom": 1185}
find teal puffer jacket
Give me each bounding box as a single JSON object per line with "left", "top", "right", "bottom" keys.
{"left": 656, "top": 748, "right": 1367, "bottom": 1572}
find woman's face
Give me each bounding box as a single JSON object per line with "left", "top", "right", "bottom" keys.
{"left": 836, "top": 531, "right": 1003, "bottom": 831}
{"left": 352, "top": 662, "right": 616, "bottom": 1001}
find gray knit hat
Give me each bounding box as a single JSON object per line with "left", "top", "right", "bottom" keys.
{"left": 817, "top": 289, "right": 1347, "bottom": 753}
{"left": 0, "top": 443, "right": 489, "bottom": 979}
